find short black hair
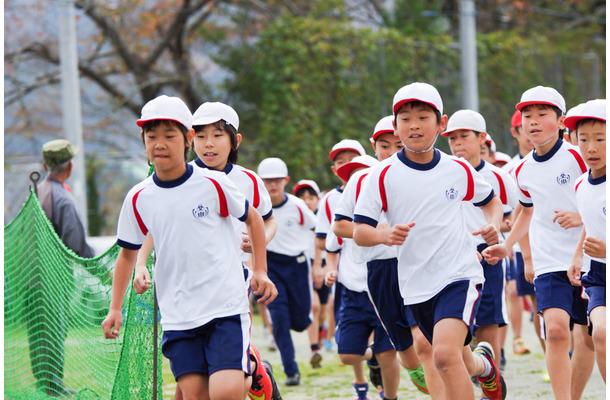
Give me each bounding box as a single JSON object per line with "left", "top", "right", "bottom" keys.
{"left": 193, "top": 120, "right": 240, "bottom": 164}
{"left": 394, "top": 100, "right": 442, "bottom": 125}
{"left": 520, "top": 104, "right": 563, "bottom": 118}
{"left": 575, "top": 118, "right": 605, "bottom": 132}
{"left": 141, "top": 119, "right": 190, "bottom": 160}
{"left": 295, "top": 187, "right": 318, "bottom": 198}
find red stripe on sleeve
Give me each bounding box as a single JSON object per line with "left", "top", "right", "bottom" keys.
{"left": 514, "top": 160, "right": 531, "bottom": 198}
{"left": 355, "top": 173, "right": 369, "bottom": 202}
{"left": 575, "top": 179, "right": 584, "bottom": 193}
{"left": 207, "top": 177, "right": 229, "bottom": 217}
{"left": 568, "top": 149, "right": 588, "bottom": 173}
{"left": 325, "top": 197, "right": 332, "bottom": 223}
{"left": 242, "top": 171, "right": 260, "bottom": 208}
{"left": 297, "top": 206, "right": 304, "bottom": 225}
{"left": 379, "top": 165, "right": 391, "bottom": 212}
{"left": 491, "top": 171, "right": 507, "bottom": 205}
{"left": 132, "top": 188, "right": 148, "bottom": 236}
{"left": 453, "top": 159, "right": 474, "bottom": 201}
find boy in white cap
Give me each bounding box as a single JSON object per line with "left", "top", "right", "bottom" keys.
{"left": 258, "top": 157, "right": 317, "bottom": 386}
{"left": 566, "top": 99, "right": 606, "bottom": 382}
{"left": 442, "top": 109, "right": 518, "bottom": 395}
{"left": 483, "top": 86, "right": 593, "bottom": 400}
{"left": 102, "top": 95, "right": 277, "bottom": 400}
{"left": 353, "top": 82, "right": 506, "bottom": 400}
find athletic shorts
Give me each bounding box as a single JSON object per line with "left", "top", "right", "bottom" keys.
{"left": 409, "top": 279, "right": 482, "bottom": 346}
{"left": 161, "top": 314, "right": 251, "bottom": 380}
{"left": 475, "top": 244, "right": 507, "bottom": 327}
{"left": 311, "top": 258, "right": 331, "bottom": 305}
{"left": 367, "top": 258, "right": 415, "bottom": 351}
{"left": 515, "top": 252, "right": 536, "bottom": 296}
{"left": 582, "top": 260, "right": 606, "bottom": 315}
{"left": 505, "top": 256, "right": 516, "bottom": 281}
{"left": 535, "top": 271, "right": 588, "bottom": 326}
{"left": 335, "top": 288, "right": 393, "bottom": 355}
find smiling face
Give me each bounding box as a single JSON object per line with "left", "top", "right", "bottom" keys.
{"left": 193, "top": 124, "right": 241, "bottom": 171}
{"left": 374, "top": 132, "right": 404, "bottom": 161}
{"left": 521, "top": 105, "right": 565, "bottom": 154}
{"left": 577, "top": 119, "right": 606, "bottom": 179}
{"left": 143, "top": 120, "right": 193, "bottom": 181}
{"left": 395, "top": 102, "right": 447, "bottom": 162}
{"left": 447, "top": 129, "right": 485, "bottom": 167}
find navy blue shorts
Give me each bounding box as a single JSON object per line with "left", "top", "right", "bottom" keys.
{"left": 336, "top": 288, "right": 394, "bottom": 355}
{"left": 367, "top": 258, "right": 415, "bottom": 351}
{"left": 535, "top": 271, "right": 588, "bottom": 326}
{"left": 161, "top": 314, "right": 251, "bottom": 380}
{"left": 475, "top": 244, "right": 507, "bottom": 327}
{"left": 582, "top": 260, "right": 606, "bottom": 315}
{"left": 505, "top": 256, "right": 516, "bottom": 281}
{"left": 409, "top": 280, "right": 482, "bottom": 346}
{"left": 312, "top": 259, "right": 331, "bottom": 305}
{"left": 515, "top": 252, "right": 536, "bottom": 296}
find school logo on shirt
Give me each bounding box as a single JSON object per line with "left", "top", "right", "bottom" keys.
{"left": 445, "top": 187, "right": 458, "bottom": 200}
{"left": 192, "top": 204, "right": 209, "bottom": 219}
{"left": 556, "top": 173, "right": 570, "bottom": 186}
{"left": 603, "top": 206, "right": 606, "bottom": 216}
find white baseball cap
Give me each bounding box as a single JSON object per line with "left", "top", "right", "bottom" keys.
{"left": 516, "top": 86, "right": 566, "bottom": 114}
{"left": 335, "top": 155, "right": 379, "bottom": 182}
{"left": 485, "top": 133, "right": 497, "bottom": 153}
{"left": 494, "top": 151, "right": 512, "bottom": 166}
{"left": 392, "top": 82, "right": 443, "bottom": 115}
{"left": 292, "top": 179, "right": 321, "bottom": 197}
{"left": 564, "top": 99, "right": 606, "bottom": 130}
{"left": 192, "top": 102, "right": 239, "bottom": 131}
{"left": 372, "top": 115, "right": 395, "bottom": 141}
{"left": 329, "top": 139, "right": 366, "bottom": 161}
{"left": 441, "top": 109, "right": 486, "bottom": 137}
{"left": 137, "top": 95, "right": 193, "bottom": 130}
{"left": 257, "top": 157, "right": 288, "bottom": 179}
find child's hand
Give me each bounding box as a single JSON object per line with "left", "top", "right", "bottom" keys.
{"left": 241, "top": 232, "right": 253, "bottom": 254}
{"left": 312, "top": 259, "right": 325, "bottom": 289}
{"left": 567, "top": 263, "right": 582, "bottom": 287}
{"left": 102, "top": 309, "right": 123, "bottom": 339}
{"left": 553, "top": 210, "right": 583, "bottom": 230}
{"left": 133, "top": 265, "right": 152, "bottom": 294}
{"left": 251, "top": 271, "right": 278, "bottom": 305}
{"left": 481, "top": 243, "right": 508, "bottom": 265}
{"left": 473, "top": 224, "right": 499, "bottom": 246}
{"left": 524, "top": 258, "right": 535, "bottom": 283}
{"left": 383, "top": 222, "right": 416, "bottom": 246}
{"left": 583, "top": 236, "right": 606, "bottom": 259}
{"left": 325, "top": 271, "right": 338, "bottom": 287}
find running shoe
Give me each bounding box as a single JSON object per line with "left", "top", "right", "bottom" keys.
{"left": 512, "top": 337, "right": 531, "bottom": 355}
{"left": 408, "top": 364, "right": 430, "bottom": 394}
{"left": 248, "top": 345, "right": 274, "bottom": 400}
{"left": 352, "top": 382, "right": 370, "bottom": 400}
{"left": 261, "top": 359, "right": 283, "bottom": 400}
{"left": 367, "top": 349, "right": 383, "bottom": 390}
{"left": 474, "top": 342, "right": 507, "bottom": 400}
{"left": 285, "top": 373, "right": 300, "bottom": 386}
{"left": 310, "top": 350, "right": 323, "bottom": 368}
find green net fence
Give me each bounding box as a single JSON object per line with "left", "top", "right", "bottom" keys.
{"left": 4, "top": 191, "right": 162, "bottom": 400}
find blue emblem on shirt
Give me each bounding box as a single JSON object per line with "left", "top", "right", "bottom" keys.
{"left": 193, "top": 204, "right": 209, "bottom": 219}
{"left": 446, "top": 188, "right": 458, "bottom": 200}
{"left": 556, "top": 173, "right": 570, "bottom": 185}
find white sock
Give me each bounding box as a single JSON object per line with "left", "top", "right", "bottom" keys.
{"left": 477, "top": 354, "right": 492, "bottom": 378}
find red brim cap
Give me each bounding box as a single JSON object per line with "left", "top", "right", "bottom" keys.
{"left": 329, "top": 147, "right": 363, "bottom": 161}
{"left": 371, "top": 129, "right": 395, "bottom": 142}
{"left": 336, "top": 162, "right": 368, "bottom": 183}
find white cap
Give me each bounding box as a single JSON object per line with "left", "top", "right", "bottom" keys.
{"left": 485, "top": 133, "right": 497, "bottom": 153}
{"left": 494, "top": 151, "right": 512, "bottom": 165}
{"left": 137, "top": 95, "right": 193, "bottom": 130}
{"left": 329, "top": 139, "right": 366, "bottom": 161}
{"left": 564, "top": 99, "right": 606, "bottom": 130}
{"left": 257, "top": 157, "right": 288, "bottom": 179}
{"left": 292, "top": 179, "right": 320, "bottom": 197}
{"left": 441, "top": 109, "right": 486, "bottom": 137}
{"left": 392, "top": 82, "right": 443, "bottom": 115}
{"left": 192, "top": 102, "right": 239, "bottom": 131}
{"left": 335, "top": 155, "right": 379, "bottom": 182}
{"left": 516, "top": 86, "right": 566, "bottom": 114}
{"left": 372, "top": 115, "right": 395, "bottom": 141}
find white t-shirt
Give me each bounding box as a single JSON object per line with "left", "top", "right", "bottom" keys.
{"left": 334, "top": 167, "right": 395, "bottom": 263}
{"left": 117, "top": 164, "right": 250, "bottom": 331}
{"left": 354, "top": 149, "right": 494, "bottom": 304}
{"left": 514, "top": 140, "right": 588, "bottom": 276}
{"left": 326, "top": 227, "right": 368, "bottom": 293}
{"left": 190, "top": 160, "right": 273, "bottom": 262}
{"left": 315, "top": 187, "right": 343, "bottom": 240}
{"left": 463, "top": 160, "right": 518, "bottom": 246}
{"left": 502, "top": 153, "right": 526, "bottom": 252}
{"left": 266, "top": 193, "right": 316, "bottom": 257}
{"left": 575, "top": 172, "right": 606, "bottom": 263}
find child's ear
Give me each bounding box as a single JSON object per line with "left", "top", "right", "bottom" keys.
{"left": 558, "top": 115, "right": 566, "bottom": 130}
{"left": 235, "top": 133, "right": 242, "bottom": 149}
{"left": 479, "top": 131, "right": 488, "bottom": 145}
{"left": 186, "top": 129, "right": 195, "bottom": 147}
{"left": 439, "top": 114, "right": 448, "bottom": 132}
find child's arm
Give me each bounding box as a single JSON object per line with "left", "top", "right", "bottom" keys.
{"left": 244, "top": 206, "right": 277, "bottom": 305}
{"left": 311, "top": 238, "right": 325, "bottom": 289}
{"left": 568, "top": 228, "right": 586, "bottom": 286}
{"left": 102, "top": 247, "right": 139, "bottom": 339}
{"left": 518, "top": 232, "right": 535, "bottom": 283}
{"left": 324, "top": 251, "right": 340, "bottom": 287}
{"left": 241, "top": 215, "right": 277, "bottom": 254}
{"left": 482, "top": 203, "right": 533, "bottom": 264}
{"left": 133, "top": 234, "right": 153, "bottom": 294}
{"left": 353, "top": 222, "right": 416, "bottom": 247}
{"left": 552, "top": 210, "right": 583, "bottom": 230}
{"left": 584, "top": 236, "right": 606, "bottom": 259}
{"left": 473, "top": 195, "right": 503, "bottom": 246}
{"left": 333, "top": 219, "right": 354, "bottom": 239}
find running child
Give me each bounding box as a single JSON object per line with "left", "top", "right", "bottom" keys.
{"left": 102, "top": 95, "right": 277, "bottom": 400}
{"left": 483, "top": 86, "right": 593, "bottom": 400}
{"left": 353, "top": 82, "right": 506, "bottom": 400}
{"left": 565, "top": 99, "right": 606, "bottom": 382}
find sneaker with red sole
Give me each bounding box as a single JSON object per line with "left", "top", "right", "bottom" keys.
{"left": 474, "top": 342, "right": 507, "bottom": 400}
{"left": 248, "top": 344, "right": 275, "bottom": 400}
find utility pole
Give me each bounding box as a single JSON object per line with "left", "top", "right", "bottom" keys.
{"left": 459, "top": 0, "right": 479, "bottom": 111}
{"left": 58, "top": 0, "right": 88, "bottom": 232}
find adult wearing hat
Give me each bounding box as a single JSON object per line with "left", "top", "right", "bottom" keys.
{"left": 28, "top": 139, "right": 94, "bottom": 396}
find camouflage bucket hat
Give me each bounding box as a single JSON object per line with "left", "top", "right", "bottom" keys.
{"left": 42, "top": 139, "right": 78, "bottom": 167}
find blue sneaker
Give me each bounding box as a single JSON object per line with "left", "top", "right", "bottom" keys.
{"left": 352, "top": 382, "right": 369, "bottom": 400}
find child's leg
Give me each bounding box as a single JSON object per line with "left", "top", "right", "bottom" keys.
{"left": 530, "top": 295, "right": 546, "bottom": 352}
{"left": 432, "top": 318, "right": 475, "bottom": 400}
{"left": 307, "top": 290, "right": 323, "bottom": 367}
{"left": 208, "top": 370, "right": 247, "bottom": 400}
{"left": 376, "top": 349, "right": 400, "bottom": 399}
{"left": 177, "top": 373, "right": 209, "bottom": 400}
{"left": 570, "top": 323, "right": 595, "bottom": 399}
{"left": 475, "top": 324, "right": 501, "bottom": 364}
{"left": 542, "top": 307, "right": 572, "bottom": 400}
{"left": 411, "top": 326, "right": 445, "bottom": 399}
{"left": 590, "top": 306, "right": 606, "bottom": 381}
